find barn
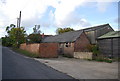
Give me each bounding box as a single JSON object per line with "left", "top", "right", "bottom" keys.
{"left": 42, "top": 30, "right": 91, "bottom": 58}
{"left": 97, "top": 31, "right": 120, "bottom": 58}
{"left": 83, "top": 23, "right": 114, "bottom": 44}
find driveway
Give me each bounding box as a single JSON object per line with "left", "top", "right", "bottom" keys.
{"left": 2, "top": 47, "right": 73, "bottom": 79}
{"left": 35, "top": 56, "right": 118, "bottom": 79}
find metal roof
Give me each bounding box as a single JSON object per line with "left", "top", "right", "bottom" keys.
{"left": 83, "top": 23, "right": 113, "bottom": 32}
{"left": 98, "top": 31, "right": 120, "bottom": 39}
{"left": 42, "top": 30, "right": 83, "bottom": 43}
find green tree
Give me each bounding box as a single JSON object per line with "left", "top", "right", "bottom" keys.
{"left": 27, "top": 25, "right": 42, "bottom": 43}
{"left": 9, "top": 27, "right": 26, "bottom": 47}
{"left": 56, "top": 27, "right": 74, "bottom": 34}
{"left": 1, "top": 36, "right": 12, "bottom": 47}
{"left": 5, "top": 24, "right": 26, "bottom": 48}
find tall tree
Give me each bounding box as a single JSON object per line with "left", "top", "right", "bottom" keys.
{"left": 56, "top": 27, "right": 74, "bottom": 34}
{"left": 27, "top": 25, "right": 42, "bottom": 43}
{"left": 9, "top": 27, "right": 26, "bottom": 47}
{"left": 5, "top": 24, "right": 26, "bottom": 48}
{"left": 33, "top": 25, "right": 41, "bottom": 34}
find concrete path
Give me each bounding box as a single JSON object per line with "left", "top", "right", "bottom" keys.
{"left": 35, "top": 56, "right": 118, "bottom": 79}
{"left": 2, "top": 47, "right": 73, "bottom": 79}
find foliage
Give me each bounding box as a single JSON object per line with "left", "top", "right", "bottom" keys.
{"left": 27, "top": 25, "right": 42, "bottom": 43}
{"left": 6, "top": 24, "right": 15, "bottom": 34}
{"left": 94, "top": 57, "right": 113, "bottom": 63}
{"left": 1, "top": 36, "right": 13, "bottom": 47}
{"left": 87, "top": 45, "right": 99, "bottom": 55}
{"left": 12, "top": 48, "right": 39, "bottom": 58}
{"left": 33, "top": 25, "right": 41, "bottom": 34}
{"left": 9, "top": 27, "right": 26, "bottom": 47}
{"left": 56, "top": 27, "right": 74, "bottom": 34}
{"left": 4, "top": 24, "right": 26, "bottom": 48}
{"left": 27, "top": 34, "right": 42, "bottom": 43}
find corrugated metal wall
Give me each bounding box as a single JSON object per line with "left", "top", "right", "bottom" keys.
{"left": 98, "top": 38, "right": 120, "bottom": 58}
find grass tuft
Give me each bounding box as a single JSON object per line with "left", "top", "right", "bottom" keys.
{"left": 12, "top": 48, "right": 39, "bottom": 58}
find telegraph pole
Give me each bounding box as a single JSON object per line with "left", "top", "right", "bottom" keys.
{"left": 19, "top": 11, "right": 21, "bottom": 28}
{"left": 16, "top": 11, "right": 21, "bottom": 28}
{"left": 16, "top": 11, "right": 21, "bottom": 48}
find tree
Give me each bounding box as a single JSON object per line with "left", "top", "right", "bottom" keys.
{"left": 9, "top": 27, "right": 26, "bottom": 47}
{"left": 56, "top": 27, "right": 74, "bottom": 34}
{"left": 33, "top": 25, "right": 41, "bottom": 34}
{"left": 27, "top": 25, "right": 42, "bottom": 43}
{"left": 5, "top": 24, "right": 26, "bottom": 48}
{"left": 1, "top": 36, "right": 12, "bottom": 47}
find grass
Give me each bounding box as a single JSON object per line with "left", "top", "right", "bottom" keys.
{"left": 91, "top": 57, "right": 113, "bottom": 63}
{"left": 12, "top": 48, "right": 39, "bottom": 58}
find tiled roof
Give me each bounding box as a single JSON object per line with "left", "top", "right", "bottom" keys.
{"left": 42, "top": 30, "right": 83, "bottom": 43}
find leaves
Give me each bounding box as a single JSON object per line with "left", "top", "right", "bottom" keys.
{"left": 56, "top": 27, "right": 74, "bottom": 34}
{"left": 4, "top": 24, "right": 26, "bottom": 48}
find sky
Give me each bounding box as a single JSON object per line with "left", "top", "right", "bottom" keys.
{"left": 0, "top": 0, "right": 119, "bottom": 38}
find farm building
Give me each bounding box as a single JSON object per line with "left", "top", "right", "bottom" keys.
{"left": 42, "top": 30, "right": 91, "bottom": 58}
{"left": 83, "top": 24, "right": 114, "bottom": 44}
{"left": 97, "top": 31, "right": 120, "bottom": 58}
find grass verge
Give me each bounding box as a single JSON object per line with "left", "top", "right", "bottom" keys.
{"left": 11, "top": 48, "right": 39, "bottom": 58}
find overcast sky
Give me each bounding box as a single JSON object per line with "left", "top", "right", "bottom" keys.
{"left": 0, "top": 0, "right": 119, "bottom": 38}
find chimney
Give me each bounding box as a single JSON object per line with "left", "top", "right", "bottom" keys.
{"left": 42, "top": 33, "right": 44, "bottom": 38}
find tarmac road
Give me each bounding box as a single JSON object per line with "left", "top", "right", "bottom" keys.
{"left": 2, "top": 47, "right": 73, "bottom": 79}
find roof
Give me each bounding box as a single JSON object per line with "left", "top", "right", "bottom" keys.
{"left": 42, "top": 30, "right": 83, "bottom": 43}
{"left": 42, "top": 23, "right": 113, "bottom": 43}
{"left": 98, "top": 31, "right": 120, "bottom": 39}
{"left": 83, "top": 23, "right": 113, "bottom": 32}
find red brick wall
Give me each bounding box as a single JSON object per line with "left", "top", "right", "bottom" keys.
{"left": 74, "top": 32, "right": 90, "bottom": 52}
{"left": 20, "top": 43, "right": 58, "bottom": 58}
{"left": 39, "top": 43, "right": 58, "bottom": 58}
{"left": 20, "top": 43, "right": 40, "bottom": 54}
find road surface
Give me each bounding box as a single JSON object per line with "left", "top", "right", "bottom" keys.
{"left": 2, "top": 47, "right": 73, "bottom": 79}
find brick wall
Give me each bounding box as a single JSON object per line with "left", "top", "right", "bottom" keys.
{"left": 39, "top": 43, "right": 58, "bottom": 58}
{"left": 20, "top": 43, "right": 58, "bottom": 58}
{"left": 74, "top": 32, "right": 90, "bottom": 52}
{"left": 20, "top": 43, "right": 40, "bottom": 54}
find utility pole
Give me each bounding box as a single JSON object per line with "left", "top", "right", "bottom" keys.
{"left": 16, "top": 11, "right": 21, "bottom": 28}
{"left": 16, "top": 11, "right": 21, "bottom": 48}
{"left": 19, "top": 11, "right": 21, "bottom": 28}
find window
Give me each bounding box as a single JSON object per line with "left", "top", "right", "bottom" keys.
{"left": 65, "top": 42, "right": 71, "bottom": 47}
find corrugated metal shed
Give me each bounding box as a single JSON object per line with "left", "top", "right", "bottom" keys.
{"left": 98, "top": 31, "right": 120, "bottom": 58}
{"left": 98, "top": 31, "right": 120, "bottom": 39}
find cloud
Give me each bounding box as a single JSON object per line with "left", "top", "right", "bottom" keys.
{"left": 54, "top": 0, "right": 85, "bottom": 26}
{"left": 0, "top": 0, "right": 118, "bottom": 37}
{"left": 54, "top": 12, "right": 91, "bottom": 28}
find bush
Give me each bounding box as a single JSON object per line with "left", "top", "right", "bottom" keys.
{"left": 87, "top": 45, "right": 99, "bottom": 54}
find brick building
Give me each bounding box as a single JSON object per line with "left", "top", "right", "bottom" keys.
{"left": 42, "top": 30, "right": 90, "bottom": 57}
